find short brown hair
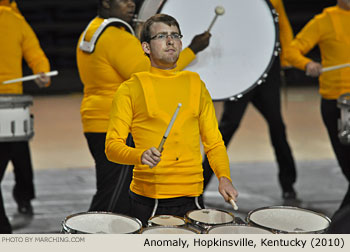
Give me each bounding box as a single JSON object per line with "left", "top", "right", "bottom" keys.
{"left": 140, "top": 14, "right": 181, "bottom": 43}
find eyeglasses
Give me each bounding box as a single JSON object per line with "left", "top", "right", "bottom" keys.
{"left": 150, "top": 32, "right": 183, "bottom": 41}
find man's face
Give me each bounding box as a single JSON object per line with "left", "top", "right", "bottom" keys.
{"left": 109, "top": 0, "right": 136, "bottom": 22}
{"left": 143, "top": 22, "right": 183, "bottom": 69}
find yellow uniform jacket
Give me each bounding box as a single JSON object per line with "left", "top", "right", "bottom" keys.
{"left": 285, "top": 6, "right": 350, "bottom": 99}
{"left": 105, "top": 67, "right": 231, "bottom": 199}
{"left": 0, "top": 6, "right": 50, "bottom": 94}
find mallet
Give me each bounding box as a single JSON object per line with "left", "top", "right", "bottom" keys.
{"left": 207, "top": 6, "right": 225, "bottom": 32}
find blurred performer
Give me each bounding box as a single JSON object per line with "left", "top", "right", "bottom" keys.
{"left": 77, "top": 0, "right": 210, "bottom": 214}
{"left": 105, "top": 14, "right": 238, "bottom": 226}
{"left": 0, "top": 0, "right": 51, "bottom": 233}
{"left": 285, "top": 0, "right": 350, "bottom": 211}
{"left": 203, "top": 0, "right": 297, "bottom": 200}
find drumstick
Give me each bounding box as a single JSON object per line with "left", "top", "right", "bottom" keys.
{"left": 321, "top": 63, "right": 350, "bottom": 73}
{"left": 207, "top": 6, "right": 225, "bottom": 32}
{"left": 157, "top": 103, "right": 182, "bottom": 152}
{"left": 229, "top": 198, "right": 238, "bottom": 211}
{"left": 2, "top": 70, "right": 59, "bottom": 84}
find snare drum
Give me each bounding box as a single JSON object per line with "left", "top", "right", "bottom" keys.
{"left": 0, "top": 95, "right": 34, "bottom": 142}
{"left": 247, "top": 206, "right": 331, "bottom": 234}
{"left": 137, "top": 0, "right": 279, "bottom": 101}
{"left": 185, "top": 209, "right": 235, "bottom": 232}
{"left": 148, "top": 215, "right": 186, "bottom": 227}
{"left": 61, "top": 212, "right": 142, "bottom": 234}
{"left": 207, "top": 224, "right": 273, "bottom": 234}
{"left": 140, "top": 226, "right": 199, "bottom": 234}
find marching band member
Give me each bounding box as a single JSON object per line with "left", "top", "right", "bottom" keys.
{"left": 0, "top": 0, "right": 50, "bottom": 233}
{"left": 105, "top": 14, "right": 238, "bottom": 226}
{"left": 202, "top": 0, "right": 298, "bottom": 202}
{"left": 77, "top": 0, "right": 211, "bottom": 215}
{"left": 285, "top": 0, "right": 350, "bottom": 213}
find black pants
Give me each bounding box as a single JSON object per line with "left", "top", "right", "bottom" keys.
{"left": 0, "top": 141, "right": 35, "bottom": 234}
{"left": 129, "top": 190, "right": 204, "bottom": 227}
{"left": 321, "top": 99, "right": 350, "bottom": 209}
{"left": 85, "top": 133, "right": 133, "bottom": 215}
{"left": 203, "top": 60, "right": 296, "bottom": 193}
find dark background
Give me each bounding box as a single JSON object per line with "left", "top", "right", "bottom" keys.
{"left": 14, "top": 0, "right": 336, "bottom": 95}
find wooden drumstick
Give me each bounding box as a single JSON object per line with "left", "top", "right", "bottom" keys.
{"left": 207, "top": 6, "right": 225, "bottom": 32}
{"left": 157, "top": 103, "right": 182, "bottom": 152}
{"left": 229, "top": 198, "right": 238, "bottom": 211}
{"left": 321, "top": 63, "right": 350, "bottom": 73}
{"left": 2, "top": 70, "right": 59, "bottom": 84}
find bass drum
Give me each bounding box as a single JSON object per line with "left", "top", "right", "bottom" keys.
{"left": 137, "top": 0, "right": 279, "bottom": 101}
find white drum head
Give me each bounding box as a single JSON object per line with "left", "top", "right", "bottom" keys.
{"left": 63, "top": 212, "right": 142, "bottom": 234}
{"left": 186, "top": 209, "right": 234, "bottom": 225}
{"left": 208, "top": 224, "right": 273, "bottom": 234}
{"left": 141, "top": 226, "right": 198, "bottom": 234}
{"left": 138, "top": 0, "right": 278, "bottom": 100}
{"left": 149, "top": 215, "right": 186, "bottom": 226}
{"left": 248, "top": 206, "right": 331, "bottom": 233}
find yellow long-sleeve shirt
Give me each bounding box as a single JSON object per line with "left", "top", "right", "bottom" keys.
{"left": 0, "top": 6, "right": 50, "bottom": 94}
{"left": 270, "top": 0, "right": 294, "bottom": 67}
{"left": 285, "top": 6, "right": 350, "bottom": 99}
{"left": 105, "top": 67, "right": 231, "bottom": 199}
{"left": 77, "top": 17, "right": 196, "bottom": 133}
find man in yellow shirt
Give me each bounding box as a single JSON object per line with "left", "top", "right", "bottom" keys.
{"left": 285, "top": 0, "right": 350, "bottom": 212}
{"left": 105, "top": 14, "right": 238, "bottom": 226}
{"left": 0, "top": 0, "right": 50, "bottom": 233}
{"left": 202, "top": 0, "right": 298, "bottom": 201}
{"left": 77, "top": 0, "right": 211, "bottom": 215}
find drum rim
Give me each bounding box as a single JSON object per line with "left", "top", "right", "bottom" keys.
{"left": 61, "top": 211, "right": 143, "bottom": 234}
{"left": 247, "top": 205, "right": 332, "bottom": 234}
{"left": 185, "top": 208, "right": 235, "bottom": 226}
{"left": 154, "top": 0, "right": 280, "bottom": 101}
{"left": 0, "top": 94, "right": 33, "bottom": 108}
{"left": 206, "top": 223, "right": 274, "bottom": 234}
{"left": 140, "top": 225, "right": 200, "bottom": 234}
{"left": 148, "top": 214, "right": 186, "bottom": 227}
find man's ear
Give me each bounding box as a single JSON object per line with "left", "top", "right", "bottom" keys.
{"left": 142, "top": 41, "right": 151, "bottom": 55}
{"left": 101, "top": 0, "right": 110, "bottom": 9}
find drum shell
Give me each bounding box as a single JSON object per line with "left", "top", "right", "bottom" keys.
{"left": 247, "top": 206, "right": 331, "bottom": 234}
{"left": 61, "top": 211, "right": 142, "bottom": 234}
{"left": 0, "top": 95, "right": 34, "bottom": 142}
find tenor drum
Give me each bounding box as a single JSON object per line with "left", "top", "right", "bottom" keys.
{"left": 247, "top": 206, "right": 331, "bottom": 234}
{"left": 185, "top": 209, "right": 235, "bottom": 232}
{"left": 140, "top": 226, "right": 199, "bottom": 234}
{"left": 0, "top": 94, "right": 34, "bottom": 142}
{"left": 137, "top": 0, "right": 279, "bottom": 101}
{"left": 148, "top": 215, "right": 186, "bottom": 227}
{"left": 207, "top": 224, "right": 273, "bottom": 234}
{"left": 61, "top": 212, "right": 142, "bottom": 234}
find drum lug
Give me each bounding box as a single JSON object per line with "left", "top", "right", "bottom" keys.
{"left": 11, "top": 121, "right": 15, "bottom": 136}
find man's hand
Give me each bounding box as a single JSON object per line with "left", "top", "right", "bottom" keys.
{"left": 305, "top": 61, "right": 322, "bottom": 77}
{"left": 141, "top": 147, "right": 161, "bottom": 168}
{"left": 188, "top": 31, "right": 211, "bottom": 54}
{"left": 34, "top": 72, "right": 50, "bottom": 88}
{"left": 218, "top": 177, "right": 238, "bottom": 203}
